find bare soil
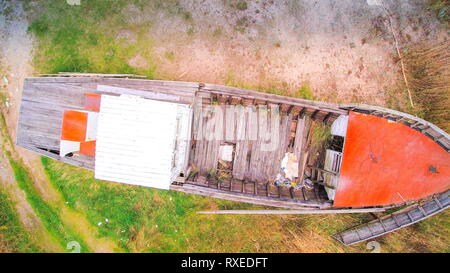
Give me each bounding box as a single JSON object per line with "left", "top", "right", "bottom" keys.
{"left": 126, "top": 0, "right": 448, "bottom": 106}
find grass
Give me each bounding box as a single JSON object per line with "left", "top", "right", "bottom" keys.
{"left": 40, "top": 157, "right": 450, "bottom": 253}
{"left": 41, "top": 157, "right": 289, "bottom": 252}
{"left": 164, "top": 51, "right": 175, "bottom": 62}
{"left": 402, "top": 41, "right": 450, "bottom": 131}
{"left": 225, "top": 71, "right": 318, "bottom": 100}
{"left": 8, "top": 155, "right": 90, "bottom": 252}
{"left": 311, "top": 122, "right": 332, "bottom": 148}
{"left": 27, "top": 0, "right": 156, "bottom": 77}
{"left": 0, "top": 187, "right": 41, "bottom": 252}
{"left": 428, "top": 0, "right": 449, "bottom": 28}
{"left": 231, "top": 1, "right": 248, "bottom": 11}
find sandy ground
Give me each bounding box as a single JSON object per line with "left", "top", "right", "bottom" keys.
{"left": 125, "top": 0, "right": 448, "bottom": 105}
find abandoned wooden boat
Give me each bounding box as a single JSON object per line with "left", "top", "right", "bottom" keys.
{"left": 16, "top": 73, "right": 449, "bottom": 245}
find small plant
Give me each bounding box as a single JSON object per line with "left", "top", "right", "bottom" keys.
{"left": 164, "top": 51, "right": 175, "bottom": 61}
{"left": 234, "top": 1, "right": 248, "bottom": 11}
{"left": 293, "top": 84, "right": 316, "bottom": 100}
{"left": 311, "top": 122, "right": 332, "bottom": 148}
{"left": 182, "top": 11, "right": 192, "bottom": 21}
{"left": 234, "top": 16, "right": 248, "bottom": 33}
{"left": 428, "top": 0, "right": 449, "bottom": 27}
{"left": 212, "top": 27, "right": 222, "bottom": 38}
{"left": 186, "top": 27, "right": 195, "bottom": 36}
{"left": 207, "top": 169, "right": 217, "bottom": 179}
{"left": 187, "top": 165, "right": 198, "bottom": 180}
{"left": 27, "top": 18, "right": 49, "bottom": 37}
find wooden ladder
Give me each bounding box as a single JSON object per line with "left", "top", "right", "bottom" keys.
{"left": 333, "top": 189, "right": 450, "bottom": 245}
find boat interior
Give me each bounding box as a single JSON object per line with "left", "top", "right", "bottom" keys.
{"left": 184, "top": 90, "right": 347, "bottom": 206}
{"left": 17, "top": 77, "right": 348, "bottom": 208}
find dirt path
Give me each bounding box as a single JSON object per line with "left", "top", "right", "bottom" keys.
{"left": 0, "top": 0, "right": 119, "bottom": 253}
{"left": 0, "top": 142, "right": 63, "bottom": 252}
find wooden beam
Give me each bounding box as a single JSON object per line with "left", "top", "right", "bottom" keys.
{"left": 171, "top": 183, "right": 329, "bottom": 209}
{"left": 197, "top": 208, "right": 387, "bottom": 214}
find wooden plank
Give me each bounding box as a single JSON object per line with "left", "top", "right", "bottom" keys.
{"left": 335, "top": 189, "right": 450, "bottom": 245}
{"left": 26, "top": 77, "right": 200, "bottom": 88}
{"left": 20, "top": 144, "right": 94, "bottom": 170}
{"left": 203, "top": 83, "right": 347, "bottom": 115}
{"left": 171, "top": 183, "right": 329, "bottom": 209}
{"left": 197, "top": 208, "right": 387, "bottom": 214}
{"left": 43, "top": 72, "right": 147, "bottom": 78}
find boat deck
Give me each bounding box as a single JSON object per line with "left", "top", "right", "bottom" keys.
{"left": 186, "top": 91, "right": 331, "bottom": 203}
{"left": 17, "top": 76, "right": 345, "bottom": 208}
{"left": 16, "top": 77, "right": 197, "bottom": 169}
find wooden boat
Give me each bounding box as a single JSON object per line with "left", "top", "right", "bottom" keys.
{"left": 16, "top": 73, "right": 450, "bottom": 245}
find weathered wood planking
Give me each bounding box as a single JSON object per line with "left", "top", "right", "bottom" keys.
{"left": 190, "top": 103, "right": 294, "bottom": 184}
{"left": 203, "top": 84, "right": 347, "bottom": 115}
{"left": 170, "top": 183, "right": 330, "bottom": 209}
{"left": 16, "top": 78, "right": 198, "bottom": 171}
{"left": 17, "top": 76, "right": 346, "bottom": 208}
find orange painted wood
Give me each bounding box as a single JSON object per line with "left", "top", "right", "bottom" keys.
{"left": 80, "top": 140, "right": 96, "bottom": 156}
{"left": 84, "top": 93, "right": 101, "bottom": 112}
{"left": 61, "top": 110, "right": 87, "bottom": 142}
{"left": 334, "top": 111, "right": 450, "bottom": 207}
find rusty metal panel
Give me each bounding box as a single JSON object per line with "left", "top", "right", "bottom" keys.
{"left": 334, "top": 111, "right": 450, "bottom": 207}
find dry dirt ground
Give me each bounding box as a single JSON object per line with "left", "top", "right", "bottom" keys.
{"left": 126, "top": 0, "right": 448, "bottom": 105}
{"left": 0, "top": 0, "right": 448, "bottom": 252}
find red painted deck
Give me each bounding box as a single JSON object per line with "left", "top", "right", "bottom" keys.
{"left": 84, "top": 93, "right": 101, "bottom": 112}
{"left": 61, "top": 110, "right": 87, "bottom": 142}
{"left": 80, "top": 140, "right": 96, "bottom": 156}
{"left": 334, "top": 111, "right": 450, "bottom": 207}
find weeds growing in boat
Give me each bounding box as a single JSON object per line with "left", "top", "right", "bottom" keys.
{"left": 403, "top": 41, "right": 450, "bottom": 131}
{"left": 311, "top": 122, "right": 332, "bottom": 148}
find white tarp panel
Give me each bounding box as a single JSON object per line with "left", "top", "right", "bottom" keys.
{"left": 94, "top": 94, "right": 188, "bottom": 190}
{"left": 323, "top": 149, "right": 343, "bottom": 200}
{"left": 331, "top": 115, "right": 349, "bottom": 137}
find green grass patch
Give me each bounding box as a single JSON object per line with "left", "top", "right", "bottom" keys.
{"left": 8, "top": 156, "right": 90, "bottom": 252}
{"left": 293, "top": 84, "right": 317, "bottom": 100}
{"left": 40, "top": 157, "right": 311, "bottom": 252}
{"left": 40, "top": 157, "right": 450, "bottom": 253}
{"left": 27, "top": 0, "right": 156, "bottom": 77}
{"left": 224, "top": 72, "right": 318, "bottom": 99}
{"left": 311, "top": 121, "right": 332, "bottom": 148}
{"left": 231, "top": 1, "right": 248, "bottom": 11}
{"left": 0, "top": 187, "right": 41, "bottom": 252}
